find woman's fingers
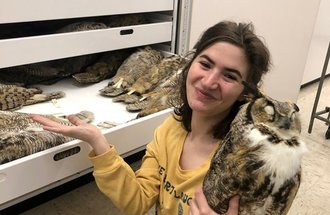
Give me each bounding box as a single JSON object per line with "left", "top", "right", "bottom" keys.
{"left": 189, "top": 187, "right": 219, "bottom": 215}
{"left": 31, "top": 114, "right": 73, "bottom": 134}
{"left": 226, "top": 196, "right": 240, "bottom": 215}
{"left": 189, "top": 187, "right": 240, "bottom": 215}
{"left": 67, "top": 114, "right": 85, "bottom": 126}
{"left": 194, "top": 187, "right": 209, "bottom": 212}
{"left": 189, "top": 199, "right": 199, "bottom": 215}
{"left": 31, "top": 114, "right": 64, "bottom": 133}
{"left": 31, "top": 114, "right": 83, "bottom": 128}
{"left": 31, "top": 114, "right": 59, "bottom": 127}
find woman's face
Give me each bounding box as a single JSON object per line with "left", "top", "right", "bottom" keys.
{"left": 186, "top": 42, "right": 249, "bottom": 118}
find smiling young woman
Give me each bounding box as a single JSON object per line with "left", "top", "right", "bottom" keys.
{"left": 32, "top": 20, "right": 271, "bottom": 215}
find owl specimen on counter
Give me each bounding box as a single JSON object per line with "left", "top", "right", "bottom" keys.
{"left": 100, "top": 46, "right": 163, "bottom": 97}
{"left": 0, "top": 84, "right": 65, "bottom": 111}
{"left": 0, "top": 110, "right": 94, "bottom": 164}
{"left": 203, "top": 81, "right": 307, "bottom": 215}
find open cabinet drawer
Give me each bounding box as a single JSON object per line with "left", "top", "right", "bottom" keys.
{"left": 0, "top": 63, "right": 175, "bottom": 208}
{"left": 0, "top": 106, "right": 172, "bottom": 208}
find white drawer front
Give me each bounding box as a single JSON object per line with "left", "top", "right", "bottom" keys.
{"left": 0, "top": 0, "right": 174, "bottom": 23}
{"left": 0, "top": 22, "right": 173, "bottom": 68}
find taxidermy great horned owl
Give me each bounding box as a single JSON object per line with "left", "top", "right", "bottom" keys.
{"left": 203, "top": 81, "right": 307, "bottom": 215}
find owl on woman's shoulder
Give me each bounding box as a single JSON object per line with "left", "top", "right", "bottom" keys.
{"left": 203, "top": 81, "right": 307, "bottom": 215}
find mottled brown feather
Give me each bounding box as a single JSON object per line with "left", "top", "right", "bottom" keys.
{"left": 0, "top": 110, "right": 94, "bottom": 164}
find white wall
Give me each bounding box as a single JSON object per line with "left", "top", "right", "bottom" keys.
{"left": 188, "top": 0, "right": 321, "bottom": 101}
{"left": 301, "top": 0, "right": 330, "bottom": 85}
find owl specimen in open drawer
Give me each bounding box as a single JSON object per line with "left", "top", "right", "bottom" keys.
{"left": 0, "top": 63, "right": 67, "bottom": 86}
{"left": 203, "top": 82, "right": 307, "bottom": 215}
{"left": 0, "top": 110, "right": 94, "bottom": 164}
{"left": 127, "top": 54, "right": 187, "bottom": 95}
{"left": 72, "top": 49, "right": 135, "bottom": 84}
{"left": 126, "top": 69, "right": 182, "bottom": 117}
{"left": 55, "top": 21, "right": 107, "bottom": 33}
{"left": 112, "top": 54, "right": 186, "bottom": 104}
{"left": 0, "top": 84, "right": 64, "bottom": 111}
{"left": 100, "top": 46, "right": 163, "bottom": 97}
{"left": 102, "top": 13, "right": 149, "bottom": 27}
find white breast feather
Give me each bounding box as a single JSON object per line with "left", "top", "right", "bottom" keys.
{"left": 247, "top": 127, "right": 308, "bottom": 192}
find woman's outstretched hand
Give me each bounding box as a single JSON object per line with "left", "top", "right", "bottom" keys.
{"left": 189, "top": 187, "right": 239, "bottom": 215}
{"left": 31, "top": 114, "right": 110, "bottom": 155}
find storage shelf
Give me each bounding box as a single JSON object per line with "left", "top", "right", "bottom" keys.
{"left": 0, "top": 0, "right": 177, "bottom": 209}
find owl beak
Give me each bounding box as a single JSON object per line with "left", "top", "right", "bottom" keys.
{"left": 279, "top": 118, "right": 291, "bottom": 129}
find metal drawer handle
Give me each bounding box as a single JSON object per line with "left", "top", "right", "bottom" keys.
{"left": 53, "top": 146, "right": 81, "bottom": 161}
{"left": 120, "top": 29, "right": 134, "bottom": 35}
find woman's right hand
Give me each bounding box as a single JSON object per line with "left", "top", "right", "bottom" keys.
{"left": 189, "top": 187, "right": 239, "bottom": 215}
{"left": 31, "top": 114, "right": 110, "bottom": 155}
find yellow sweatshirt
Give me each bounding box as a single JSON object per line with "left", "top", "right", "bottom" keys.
{"left": 89, "top": 114, "right": 220, "bottom": 215}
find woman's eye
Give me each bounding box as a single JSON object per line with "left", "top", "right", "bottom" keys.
{"left": 223, "top": 73, "right": 238, "bottom": 81}
{"left": 199, "top": 61, "right": 211, "bottom": 69}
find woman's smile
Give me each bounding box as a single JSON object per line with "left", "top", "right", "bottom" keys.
{"left": 195, "top": 86, "right": 219, "bottom": 101}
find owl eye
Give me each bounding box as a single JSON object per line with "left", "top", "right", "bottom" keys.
{"left": 264, "top": 105, "right": 274, "bottom": 116}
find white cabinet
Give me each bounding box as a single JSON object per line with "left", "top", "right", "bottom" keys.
{"left": 0, "top": 0, "right": 179, "bottom": 209}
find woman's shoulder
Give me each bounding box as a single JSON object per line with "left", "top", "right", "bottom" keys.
{"left": 159, "top": 113, "right": 182, "bottom": 130}
{"left": 154, "top": 113, "right": 185, "bottom": 139}
{"left": 153, "top": 113, "right": 186, "bottom": 152}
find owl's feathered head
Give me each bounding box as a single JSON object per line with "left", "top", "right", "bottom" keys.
{"left": 241, "top": 81, "right": 301, "bottom": 133}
